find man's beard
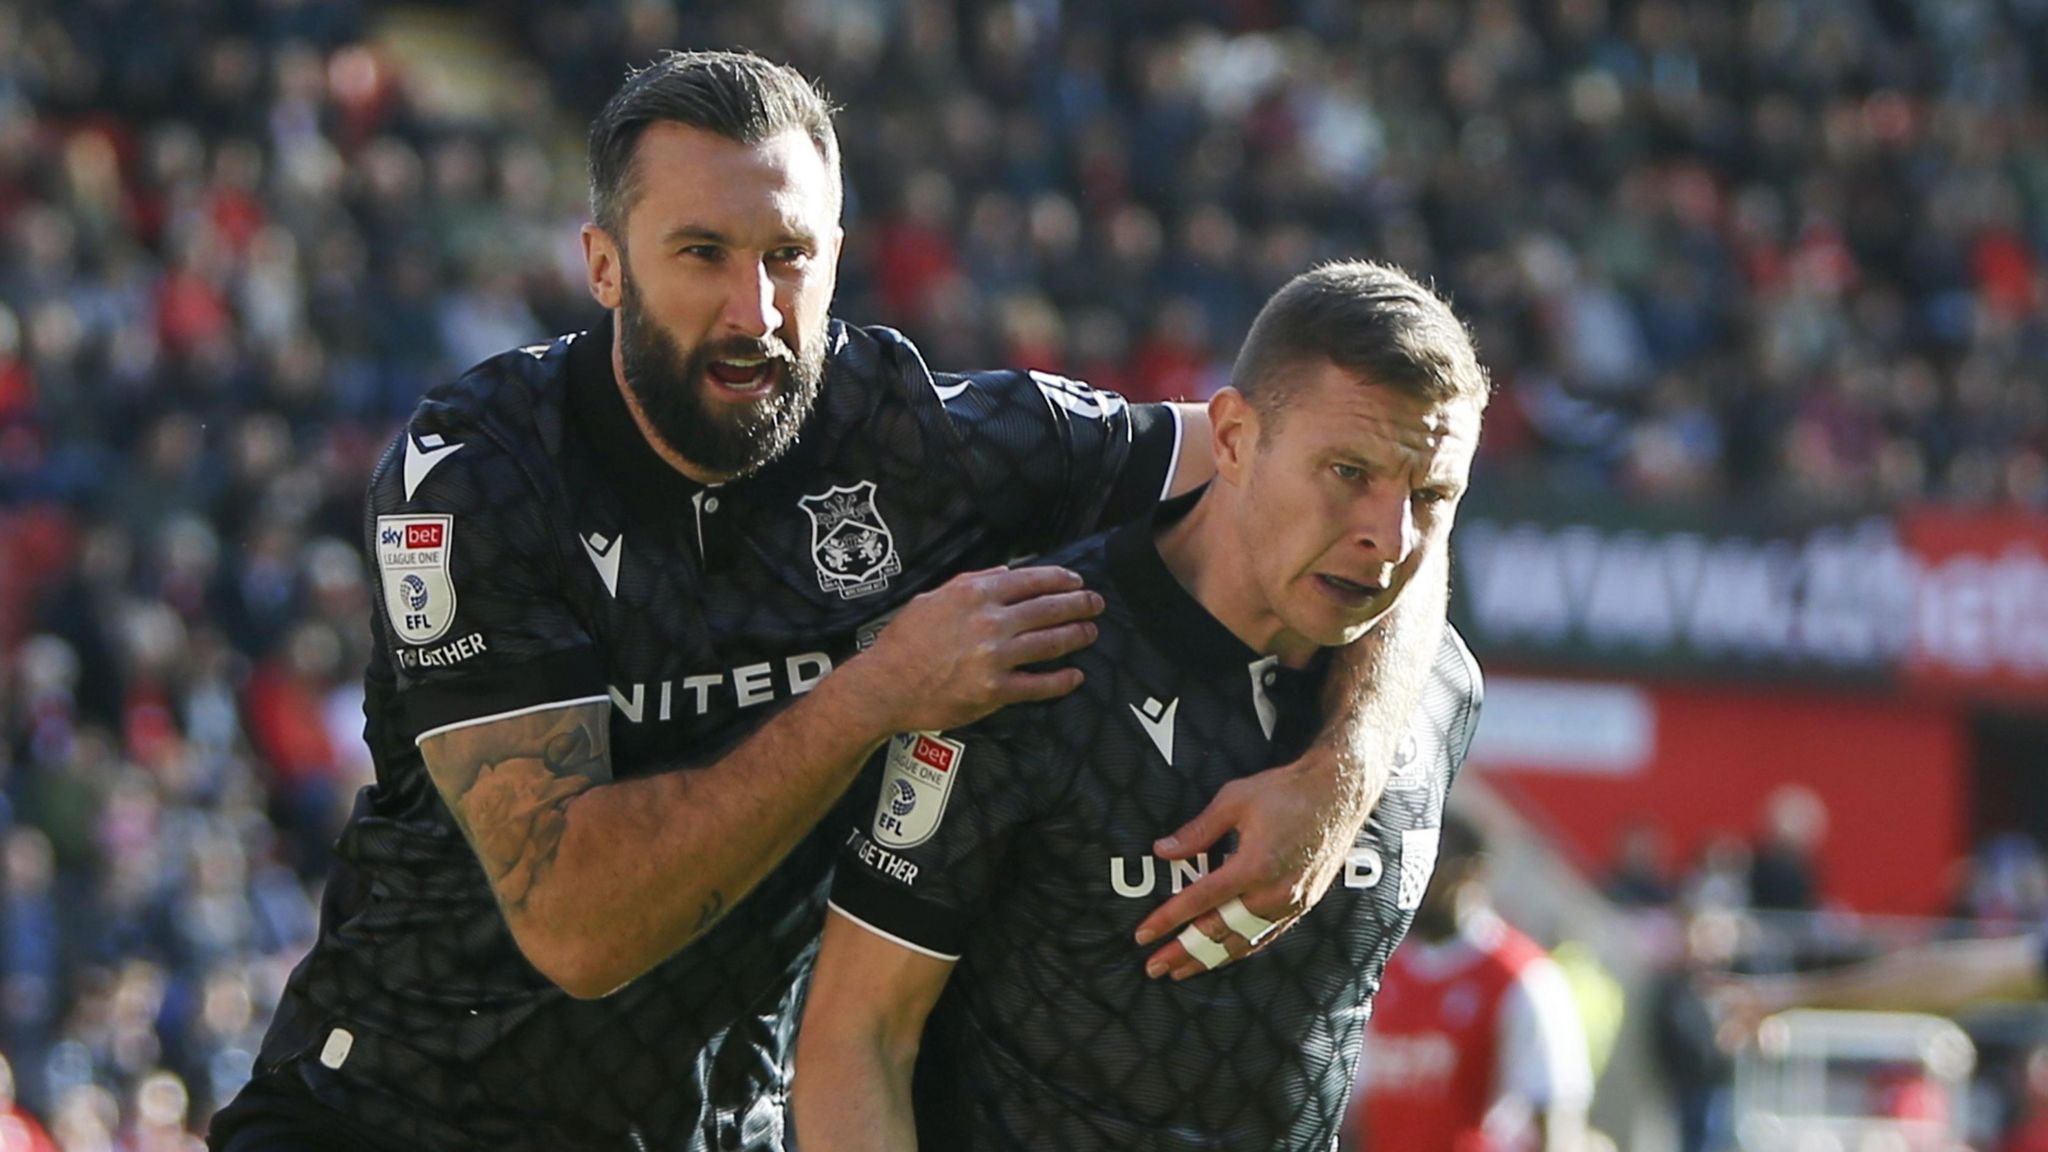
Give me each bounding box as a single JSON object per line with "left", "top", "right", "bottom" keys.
{"left": 616, "top": 270, "right": 826, "bottom": 479}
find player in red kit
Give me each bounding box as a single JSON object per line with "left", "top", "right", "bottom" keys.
{"left": 1348, "top": 811, "right": 1592, "bottom": 1152}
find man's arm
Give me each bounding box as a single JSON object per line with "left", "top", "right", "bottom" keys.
{"left": 419, "top": 565, "right": 1101, "bottom": 998}
{"left": 1723, "top": 933, "right": 2048, "bottom": 1025}
{"left": 1134, "top": 551, "right": 1448, "bottom": 977}
{"left": 792, "top": 912, "right": 955, "bottom": 1152}
{"left": 1496, "top": 956, "right": 1594, "bottom": 1152}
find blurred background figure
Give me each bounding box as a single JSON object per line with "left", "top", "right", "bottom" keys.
{"left": 1348, "top": 810, "right": 1594, "bottom": 1152}
{"left": 1651, "top": 910, "right": 1744, "bottom": 1152}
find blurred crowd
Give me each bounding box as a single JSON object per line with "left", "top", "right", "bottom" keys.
{"left": 0, "top": 0, "right": 2046, "bottom": 1143}
{"left": 495, "top": 0, "right": 2048, "bottom": 509}
{"left": 1609, "top": 787, "right": 2048, "bottom": 1151}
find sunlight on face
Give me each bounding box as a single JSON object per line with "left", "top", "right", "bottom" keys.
{"left": 1235, "top": 361, "right": 1481, "bottom": 658}
{"left": 602, "top": 123, "right": 843, "bottom": 479}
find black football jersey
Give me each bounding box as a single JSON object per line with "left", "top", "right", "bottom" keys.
{"left": 231, "top": 315, "right": 1181, "bottom": 1152}
{"left": 827, "top": 497, "right": 1483, "bottom": 1152}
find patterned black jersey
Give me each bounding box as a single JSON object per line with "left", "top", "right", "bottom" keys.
{"left": 222, "top": 315, "right": 1181, "bottom": 1152}
{"left": 827, "top": 497, "right": 1483, "bottom": 1152}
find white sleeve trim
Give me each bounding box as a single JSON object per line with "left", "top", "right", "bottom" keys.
{"left": 827, "top": 900, "right": 962, "bottom": 963}
{"left": 413, "top": 694, "right": 612, "bottom": 746}
{"left": 1496, "top": 956, "right": 1594, "bottom": 1108}
{"left": 1160, "top": 404, "right": 1186, "bottom": 502}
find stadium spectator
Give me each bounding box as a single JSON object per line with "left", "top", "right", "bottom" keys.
{"left": 1651, "top": 910, "right": 1743, "bottom": 1152}
{"left": 1349, "top": 809, "right": 1593, "bottom": 1152}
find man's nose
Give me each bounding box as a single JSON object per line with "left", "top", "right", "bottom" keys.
{"left": 720, "top": 257, "right": 783, "bottom": 338}
{"left": 1353, "top": 487, "right": 1418, "bottom": 568}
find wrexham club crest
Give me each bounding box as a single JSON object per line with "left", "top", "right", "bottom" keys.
{"left": 799, "top": 481, "right": 901, "bottom": 599}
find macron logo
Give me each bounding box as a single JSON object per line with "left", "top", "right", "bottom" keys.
{"left": 1129, "top": 696, "right": 1178, "bottom": 765}
{"left": 581, "top": 531, "right": 623, "bottom": 597}
{"left": 403, "top": 433, "right": 464, "bottom": 500}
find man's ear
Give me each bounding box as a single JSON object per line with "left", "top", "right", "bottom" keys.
{"left": 582, "top": 223, "right": 623, "bottom": 310}
{"left": 1209, "top": 388, "right": 1259, "bottom": 486}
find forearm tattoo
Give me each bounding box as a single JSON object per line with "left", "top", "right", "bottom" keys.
{"left": 421, "top": 703, "right": 613, "bottom": 912}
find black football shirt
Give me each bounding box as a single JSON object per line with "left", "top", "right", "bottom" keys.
{"left": 223, "top": 315, "right": 1181, "bottom": 1152}
{"left": 828, "top": 498, "right": 1483, "bottom": 1152}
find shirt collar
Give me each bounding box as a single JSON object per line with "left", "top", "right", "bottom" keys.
{"left": 1103, "top": 488, "right": 1330, "bottom": 718}
{"left": 565, "top": 312, "right": 707, "bottom": 517}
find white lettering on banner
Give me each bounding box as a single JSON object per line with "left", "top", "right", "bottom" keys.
{"left": 1914, "top": 546, "right": 2048, "bottom": 675}
{"left": 1461, "top": 515, "right": 2048, "bottom": 682}
{"left": 1458, "top": 519, "right": 1917, "bottom": 669}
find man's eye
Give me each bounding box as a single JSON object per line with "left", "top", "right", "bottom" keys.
{"left": 1331, "top": 463, "right": 1364, "bottom": 482}
{"left": 680, "top": 245, "right": 721, "bottom": 261}
{"left": 769, "top": 247, "right": 811, "bottom": 265}
{"left": 1412, "top": 489, "right": 1452, "bottom": 507}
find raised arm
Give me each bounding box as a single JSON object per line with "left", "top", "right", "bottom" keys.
{"left": 792, "top": 911, "right": 956, "bottom": 1152}
{"left": 1135, "top": 549, "right": 1448, "bottom": 977}
{"left": 419, "top": 565, "right": 1101, "bottom": 998}
{"left": 1722, "top": 933, "right": 2048, "bottom": 1026}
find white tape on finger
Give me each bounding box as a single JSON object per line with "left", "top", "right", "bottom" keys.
{"left": 1218, "top": 897, "right": 1278, "bottom": 945}
{"left": 1177, "top": 925, "right": 1231, "bottom": 971}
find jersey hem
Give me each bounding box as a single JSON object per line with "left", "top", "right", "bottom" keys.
{"left": 827, "top": 900, "right": 962, "bottom": 962}
{"left": 413, "top": 694, "right": 611, "bottom": 745}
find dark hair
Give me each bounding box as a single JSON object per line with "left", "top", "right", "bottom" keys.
{"left": 1437, "top": 808, "right": 1488, "bottom": 866}
{"left": 587, "top": 50, "right": 841, "bottom": 236}
{"left": 1231, "top": 260, "right": 1489, "bottom": 418}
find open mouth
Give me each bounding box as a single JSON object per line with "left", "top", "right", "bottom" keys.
{"left": 1315, "top": 574, "right": 1385, "bottom": 607}
{"left": 704, "top": 356, "right": 780, "bottom": 398}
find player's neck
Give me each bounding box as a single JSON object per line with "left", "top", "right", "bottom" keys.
{"left": 1155, "top": 491, "right": 1317, "bottom": 668}
{"left": 609, "top": 338, "right": 734, "bottom": 486}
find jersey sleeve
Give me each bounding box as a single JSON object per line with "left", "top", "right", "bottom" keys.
{"left": 1440, "top": 624, "right": 1486, "bottom": 770}
{"left": 1496, "top": 956, "right": 1594, "bottom": 1110}
{"left": 828, "top": 717, "right": 1054, "bottom": 960}
{"left": 933, "top": 368, "right": 1182, "bottom": 554}
{"left": 366, "top": 418, "right": 605, "bottom": 744}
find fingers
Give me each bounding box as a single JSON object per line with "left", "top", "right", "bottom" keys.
{"left": 1000, "top": 587, "right": 1105, "bottom": 634}
{"left": 1133, "top": 851, "right": 1254, "bottom": 947}
{"left": 1218, "top": 896, "right": 1278, "bottom": 944}
{"left": 993, "top": 666, "right": 1086, "bottom": 705}
{"left": 1144, "top": 908, "right": 1282, "bottom": 981}
{"left": 973, "top": 565, "right": 1086, "bottom": 605}
{"left": 1001, "top": 620, "right": 1099, "bottom": 667}
{"left": 1150, "top": 788, "right": 1241, "bottom": 863}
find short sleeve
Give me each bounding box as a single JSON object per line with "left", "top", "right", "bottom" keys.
{"left": 366, "top": 420, "right": 605, "bottom": 744}
{"left": 932, "top": 369, "right": 1181, "bottom": 554}
{"left": 829, "top": 719, "right": 1053, "bottom": 960}
{"left": 1441, "top": 625, "right": 1486, "bottom": 769}
{"left": 1498, "top": 957, "right": 1594, "bottom": 1109}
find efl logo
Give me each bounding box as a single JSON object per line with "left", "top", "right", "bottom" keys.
{"left": 406, "top": 523, "right": 445, "bottom": 549}
{"left": 911, "top": 735, "right": 957, "bottom": 773}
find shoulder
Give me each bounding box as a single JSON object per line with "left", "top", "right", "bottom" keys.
{"left": 373, "top": 333, "right": 583, "bottom": 512}
{"left": 1025, "top": 529, "right": 1117, "bottom": 588}
{"left": 1433, "top": 623, "right": 1484, "bottom": 710}
{"left": 1489, "top": 922, "right": 1552, "bottom": 975}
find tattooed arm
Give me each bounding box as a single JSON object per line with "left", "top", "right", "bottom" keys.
{"left": 415, "top": 565, "right": 1105, "bottom": 998}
